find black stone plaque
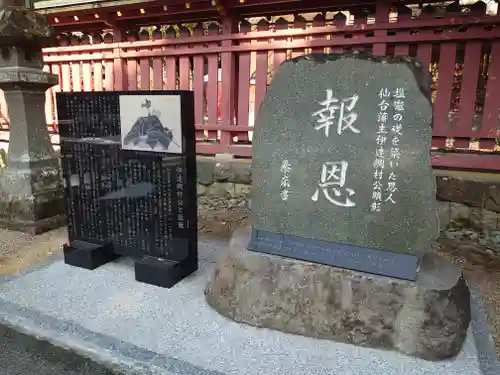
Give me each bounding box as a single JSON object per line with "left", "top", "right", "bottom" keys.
{"left": 249, "top": 53, "right": 438, "bottom": 281}
{"left": 249, "top": 230, "right": 418, "bottom": 280}
{"left": 57, "top": 91, "right": 197, "bottom": 288}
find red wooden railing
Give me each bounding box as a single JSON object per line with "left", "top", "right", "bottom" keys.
{"left": 2, "top": 1, "right": 500, "bottom": 170}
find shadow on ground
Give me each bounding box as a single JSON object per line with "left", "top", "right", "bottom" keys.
{"left": 0, "top": 324, "right": 125, "bottom": 375}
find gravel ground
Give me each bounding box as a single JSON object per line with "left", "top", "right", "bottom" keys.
{"left": 0, "top": 203, "right": 249, "bottom": 375}
{"left": 0, "top": 200, "right": 249, "bottom": 277}
{"left": 0, "top": 203, "right": 498, "bottom": 361}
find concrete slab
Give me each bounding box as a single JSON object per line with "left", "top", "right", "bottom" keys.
{"left": 0, "top": 324, "right": 122, "bottom": 375}
{"left": 0, "top": 239, "right": 498, "bottom": 375}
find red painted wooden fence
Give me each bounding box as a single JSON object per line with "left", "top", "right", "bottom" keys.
{"left": 1, "top": 1, "right": 500, "bottom": 170}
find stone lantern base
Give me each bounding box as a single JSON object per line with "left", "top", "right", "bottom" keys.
{"left": 0, "top": 160, "right": 65, "bottom": 235}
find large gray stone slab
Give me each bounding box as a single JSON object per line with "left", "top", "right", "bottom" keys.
{"left": 250, "top": 53, "right": 437, "bottom": 279}
{"left": 0, "top": 239, "right": 497, "bottom": 375}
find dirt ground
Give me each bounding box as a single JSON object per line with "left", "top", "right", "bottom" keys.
{"left": 0, "top": 204, "right": 248, "bottom": 277}
{"left": 0, "top": 206, "right": 499, "bottom": 358}
{"left": 197, "top": 198, "right": 250, "bottom": 240}
{"left": 0, "top": 227, "right": 66, "bottom": 277}
{"left": 436, "top": 237, "right": 500, "bottom": 357}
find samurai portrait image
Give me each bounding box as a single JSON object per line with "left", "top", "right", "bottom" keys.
{"left": 119, "top": 95, "right": 183, "bottom": 154}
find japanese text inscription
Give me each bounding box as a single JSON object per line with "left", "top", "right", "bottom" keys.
{"left": 280, "top": 160, "right": 292, "bottom": 201}
{"left": 312, "top": 89, "right": 360, "bottom": 138}
{"left": 370, "top": 87, "right": 405, "bottom": 212}
{"left": 311, "top": 161, "right": 355, "bottom": 207}
{"left": 309, "top": 89, "right": 360, "bottom": 208}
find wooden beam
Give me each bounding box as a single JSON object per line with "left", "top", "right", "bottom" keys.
{"left": 37, "top": 0, "right": 208, "bottom": 16}
{"left": 43, "top": 0, "right": 465, "bottom": 30}
{"left": 116, "top": 1, "right": 214, "bottom": 21}
{"left": 46, "top": 0, "right": 218, "bottom": 27}
{"left": 52, "top": 22, "right": 106, "bottom": 33}
{"left": 431, "top": 152, "right": 500, "bottom": 172}
{"left": 114, "top": 11, "right": 217, "bottom": 28}
{"left": 235, "top": 0, "right": 374, "bottom": 16}
{"left": 36, "top": 0, "right": 156, "bottom": 13}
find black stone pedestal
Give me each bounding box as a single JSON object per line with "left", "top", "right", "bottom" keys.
{"left": 64, "top": 242, "right": 198, "bottom": 289}
{"left": 63, "top": 241, "right": 120, "bottom": 270}
{"left": 135, "top": 256, "right": 198, "bottom": 288}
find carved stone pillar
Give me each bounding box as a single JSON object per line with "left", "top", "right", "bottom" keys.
{"left": 0, "top": 0, "right": 65, "bottom": 234}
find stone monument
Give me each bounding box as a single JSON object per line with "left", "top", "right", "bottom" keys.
{"left": 57, "top": 91, "right": 198, "bottom": 288}
{"left": 0, "top": 0, "right": 64, "bottom": 234}
{"left": 206, "top": 53, "right": 471, "bottom": 360}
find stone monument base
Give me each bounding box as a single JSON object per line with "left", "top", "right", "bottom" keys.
{"left": 205, "top": 224, "right": 472, "bottom": 361}
{"left": 0, "top": 167, "right": 66, "bottom": 235}
{"left": 63, "top": 240, "right": 198, "bottom": 289}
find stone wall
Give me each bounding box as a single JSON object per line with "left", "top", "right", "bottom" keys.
{"left": 197, "top": 156, "right": 500, "bottom": 250}
{"left": 197, "top": 157, "right": 252, "bottom": 200}
{"left": 436, "top": 174, "right": 500, "bottom": 251}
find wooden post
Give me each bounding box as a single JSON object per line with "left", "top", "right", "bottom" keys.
{"left": 220, "top": 15, "right": 238, "bottom": 150}
{"left": 112, "top": 26, "right": 128, "bottom": 91}
{"left": 372, "top": 0, "right": 390, "bottom": 56}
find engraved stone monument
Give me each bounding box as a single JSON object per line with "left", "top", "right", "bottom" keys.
{"left": 206, "top": 53, "right": 471, "bottom": 360}
{"left": 248, "top": 54, "right": 438, "bottom": 281}
{"left": 0, "top": 0, "right": 65, "bottom": 233}
{"left": 57, "top": 91, "right": 197, "bottom": 288}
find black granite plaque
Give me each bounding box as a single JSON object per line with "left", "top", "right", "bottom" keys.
{"left": 57, "top": 91, "right": 197, "bottom": 288}
{"left": 249, "top": 53, "right": 437, "bottom": 281}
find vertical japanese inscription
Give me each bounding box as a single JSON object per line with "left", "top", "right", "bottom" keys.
{"left": 370, "top": 88, "right": 405, "bottom": 212}
{"left": 371, "top": 89, "right": 389, "bottom": 212}
{"left": 387, "top": 88, "right": 405, "bottom": 205}
{"left": 280, "top": 160, "right": 291, "bottom": 201}
{"left": 312, "top": 89, "right": 360, "bottom": 137}
{"left": 166, "top": 165, "right": 173, "bottom": 244}
{"left": 310, "top": 89, "right": 358, "bottom": 208}
{"left": 176, "top": 165, "right": 185, "bottom": 229}
{"left": 311, "top": 161, "right": 355, "bottom": 207}
{"left": 160, "top": 160, "right": 168, "bottom": 254}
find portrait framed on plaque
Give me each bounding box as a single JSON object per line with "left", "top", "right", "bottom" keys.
{"left": 119, "top": 94, "right": 183, "bottom": 154}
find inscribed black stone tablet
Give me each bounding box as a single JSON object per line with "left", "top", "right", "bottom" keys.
{"left": 57, "top": 91, "right": 197, "bottom": 287}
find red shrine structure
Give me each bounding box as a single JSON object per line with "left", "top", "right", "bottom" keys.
{"left": 1, "top": 0, "right": 500, "bottom": 171}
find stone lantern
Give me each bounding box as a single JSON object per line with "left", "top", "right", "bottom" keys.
{"left": 0, "top": 0, "right": 64, "bottom": 234}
